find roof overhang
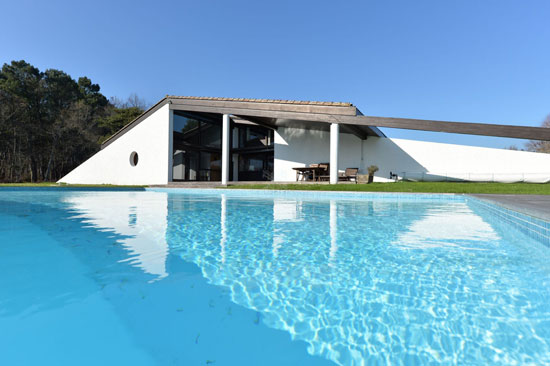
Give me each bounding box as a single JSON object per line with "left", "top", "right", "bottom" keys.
{"left": 101, "top": 96, "right": 550, "bottom": 149}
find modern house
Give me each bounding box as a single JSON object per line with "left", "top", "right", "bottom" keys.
{"left": 59, "top": 96, "right": 550, "bottom": 185}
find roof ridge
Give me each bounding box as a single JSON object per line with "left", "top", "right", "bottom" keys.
{"left": 166, "top": 95, "right": 353, "bottom": 107}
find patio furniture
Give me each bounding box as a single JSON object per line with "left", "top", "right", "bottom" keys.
{"left": 314, "top": 163, "right": 330, "bottom": 181}
{"left": 292, "top": 164, "right": 330, "bottom": 181}
{"left": 339, "top": 168, "right": 359, "bottom": 183}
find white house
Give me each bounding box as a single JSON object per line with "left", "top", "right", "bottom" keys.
{"left": 59, "top": 96, "right": 550, "bottom": 185}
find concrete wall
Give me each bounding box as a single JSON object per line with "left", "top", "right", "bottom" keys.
{"left": 274, "top": 127, "right": 550, "bottom": 183}
{"left": 58, "top": 104, "right": 172, "bottom": 185}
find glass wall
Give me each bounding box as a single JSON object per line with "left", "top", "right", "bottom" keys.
{"left": 172, "top": 113, "right": 222, "bottom": 181}
{"left": 172, "top": 112, "right": 274, "bottom": 182}
{"left": 234, "top": 125, "right": 274, "bottom": 181}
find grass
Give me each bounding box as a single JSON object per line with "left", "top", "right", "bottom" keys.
{"left": 0, "top": 182, "right": 146, "bottom": 188}
{"left": 0, "top": 182, "right": 59, "bottom": 187}
{"left": 3, "top": 181, "right": 550, "bottom": 195}
{"left": 226, "top": 182, "right": 550, "bottom": 195}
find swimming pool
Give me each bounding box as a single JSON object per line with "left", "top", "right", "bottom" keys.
{"left": 0, "top": 188, "right": 549, "bottom": 365}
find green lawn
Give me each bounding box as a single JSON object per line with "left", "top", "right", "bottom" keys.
{"left": 226, "top": 182, "right": 550, "bottom": 195}
{"left": 0, "top": 182, "right": 145, "bottom": 188}
{"left": 3, "top": 181, "right": 550, "bottom": 195}
{"left": 0, "top": 182, "right": 59, "bottom": 187}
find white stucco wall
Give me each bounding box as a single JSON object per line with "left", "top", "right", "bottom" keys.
{"left": 367, "top": 137, "right": 550, "bottom": 183}
{"left": 274, "top": 128, "right": 364, "bottom": 181}
{"left": 274, "top": 127, "right": 550, "bottom": 183}
{"left": 58, "top": 104, "right": 172, "bottom": 185}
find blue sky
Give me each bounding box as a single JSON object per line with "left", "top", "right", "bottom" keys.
{"left": 1, "top": 0, "right": 549, "bottom": 148}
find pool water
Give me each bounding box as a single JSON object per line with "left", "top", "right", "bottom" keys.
{"left": 0, "top": 188, "right": 549, "bottom": 365}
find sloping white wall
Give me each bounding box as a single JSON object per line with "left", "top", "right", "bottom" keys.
{"left": 58, "top": 104, "right": 172, "bottom": 185}
{"left": 274, "top": 127, "right": 550, "bottom": 183}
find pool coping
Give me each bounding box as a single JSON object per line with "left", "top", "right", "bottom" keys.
{"left": 468, "top": 194, "right": 550, "bottom": 222}
{"left": 465, "top": 195, "right": 550, "bottom": 247}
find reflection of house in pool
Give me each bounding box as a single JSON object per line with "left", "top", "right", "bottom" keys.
{"left": 392, "top": 203, "right": 500, "bottom": 249}
{"left": 2, "top": 191, "right": 340, "bottom": 366}
{"left": 165, "top": 195, "right": 484, "bottom": 365}
{"left": 58, "top": 96, "right": 550, "bottom": 185}
{"left": 0, "top": 191, "right": 171, "bottom": 315}
{"left": 63, "top": 191, "right": 171, "bottom": 280}
{"left": 8, "top": 190, "right": 518, "bottom": 365}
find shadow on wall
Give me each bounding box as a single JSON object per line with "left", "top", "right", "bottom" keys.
{"left": 364, "top": 138, "right": 428, "bottom": 181}
{"left": 275, "top": 127, "right": 332, "bottom": 165}
{"left": 275, "top": 130, "right": 482, "bottom": 182}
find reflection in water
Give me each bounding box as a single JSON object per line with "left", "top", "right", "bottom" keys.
{"left": 63, "top": 192, "right": 170, "bottom": 280}
{"left": 329, "top": 200, "right": 337, "bottom": 266}
{"left": 169, "top": 196, "right": 549, "bottom": 366}
{"left": 273, "top": 199, "right": 303, "bottom": 222}
{"left": 220, "top": 194, "right": 227, "bottom": 264}
{"left": 2, "top": 190, "right": 337, "bottom": 366}
{"left": 272, "top": 199, "right": 304, "bottom": 257}
{"left": 393, "top": 206, "right": 501, "bottom": 249}
{"left": 23, "top": 191, "right": 548, "bottom": 366}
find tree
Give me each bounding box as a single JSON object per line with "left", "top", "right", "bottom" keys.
{"left": 0, "top": 60, "right": 44, "bottom": 181}
{"left": 0, "top": 60, "right": 145, "bottom": 182}
{"left": 97, "top": 106, "right": 144, "bottom": 144}
{"left": 526, "top": 115, "right": 550, "bottom": 153}
{"left": 78, "top": 77, "right": 108, "bottom": 113}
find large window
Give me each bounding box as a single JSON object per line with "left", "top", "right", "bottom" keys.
{"left": 173, "top": 114, "right": 221, "bottom": 148}
{"left": 172, "top": 113, "right": 222, "bottom": 181}
{"left": 238, "top": 126, "right": 273, "bottom": 149}
{"left": 234, "top": 124, "right": 274, "bottom": 181}
{"left": 172, "top": 112, "right": 274, "bottom": 182}
{"left": 238, "top": 152, "right": 274, "bottom": 181}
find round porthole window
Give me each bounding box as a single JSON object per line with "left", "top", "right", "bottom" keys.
{"left": 130, "top": 151, "right": 139, "bottom": 166}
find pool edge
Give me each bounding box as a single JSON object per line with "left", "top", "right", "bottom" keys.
{"left": 466, "top": 195, "right": 550, "bottom": 247}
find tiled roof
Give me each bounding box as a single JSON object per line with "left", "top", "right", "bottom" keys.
{"left": 167, "top": 95, "right": 353, "bottom": 107}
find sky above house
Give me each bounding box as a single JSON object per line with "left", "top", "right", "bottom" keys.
{"left": 1, "top": 0, "right": 549, "bottom": 149}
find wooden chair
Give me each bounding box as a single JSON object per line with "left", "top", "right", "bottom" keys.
{"left": 339, "top": 168, "right": 359, "bottom": 183}
{"left": 317, "top": 163, "right": 330, "bottom": 181}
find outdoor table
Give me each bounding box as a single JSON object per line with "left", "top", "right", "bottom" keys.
{"left": 292, "top": 167, "right": 327, "bottom": 182}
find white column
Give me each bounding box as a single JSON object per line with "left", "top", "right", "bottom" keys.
{"left": 221, "top": 114, "right": 230, "bottom": 185}
{"left": 330, "top": 123, "right": 339, "bottom": 184}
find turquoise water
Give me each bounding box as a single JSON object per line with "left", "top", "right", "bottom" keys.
{"left": 0, "top": 188, "right": 549, "bottom": 365}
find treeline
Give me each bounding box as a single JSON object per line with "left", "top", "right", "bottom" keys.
{"left": 526, "top": 115, "right": 550, "bottom": 153}
{"left": 0, "top": 60, "right": 145, "bottom": 182}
